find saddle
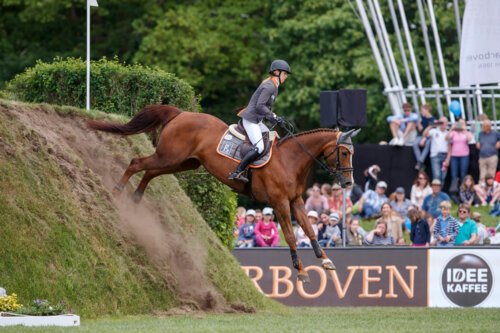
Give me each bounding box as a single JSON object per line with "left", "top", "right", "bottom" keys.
{"left": 216, "top": 120, "right": 279, "bottom": 168}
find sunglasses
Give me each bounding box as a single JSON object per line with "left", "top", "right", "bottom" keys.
{"left": 458, "top": 210, "right": 468, "bottom": 213}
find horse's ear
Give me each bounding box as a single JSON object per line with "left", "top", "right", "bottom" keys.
{"left": 339, "top": 129, "right": 355, "bottom": 142}
{"left": 350, "top": 128, "right": 361, "bottom": 138}
{"left": 339, "top": 128, "right": 357, "bottom": 142}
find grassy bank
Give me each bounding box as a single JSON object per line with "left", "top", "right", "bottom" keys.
{"left": 0, "top": 99, "right": 278, "bottom": 317}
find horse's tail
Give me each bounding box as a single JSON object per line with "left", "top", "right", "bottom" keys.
{"left": 87, "top": 105, "right": 182, "bottom": 135}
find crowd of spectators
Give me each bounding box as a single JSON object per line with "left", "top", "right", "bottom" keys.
{"left": 233, "top": 104, "right": 500, "bottom": 248}
{"left": 234, "top": 171, "right": 500, "bottom": 248}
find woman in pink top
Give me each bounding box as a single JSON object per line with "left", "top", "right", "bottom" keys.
{"left": 254, "top": 207, "right": 280, "bottom": 247}
{"left": 446, "top": 119, "right": 473, "bottom": 184}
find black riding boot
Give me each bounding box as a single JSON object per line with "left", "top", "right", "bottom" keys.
{"left": 228, "top": 148, "right": 260, "bottom": 182}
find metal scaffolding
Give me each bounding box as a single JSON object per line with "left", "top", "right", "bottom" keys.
{"left": 354, "top": 0, "right": 500, "bottom": 128}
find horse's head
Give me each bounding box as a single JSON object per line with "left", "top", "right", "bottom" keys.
{"left": 323, "top": 129, "right": 360, "bottom": 188}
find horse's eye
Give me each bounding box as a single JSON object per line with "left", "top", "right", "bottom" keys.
{"left": 342, "top": 152, "right": 348, "bottom": 157}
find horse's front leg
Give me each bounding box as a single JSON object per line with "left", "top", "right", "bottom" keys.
{"left": 271, "top": 200, "right": 309, "bottom": 283}
{"left": 291, "top": 198, "right": 336, "bottom": 271}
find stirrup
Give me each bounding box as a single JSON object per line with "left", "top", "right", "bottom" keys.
{"left": 228, "top": 170, "right": 249, "bottom": 182}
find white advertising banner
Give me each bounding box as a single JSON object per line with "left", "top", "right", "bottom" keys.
{"left": 459, "top": 0, "right": 500, "bottom": 86}
{"left": 429, "top": 249, "right": 500, "bottom": 307}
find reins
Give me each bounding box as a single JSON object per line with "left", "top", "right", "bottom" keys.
{"left": 274, "top": 120, "right": 353, "bottom": 183}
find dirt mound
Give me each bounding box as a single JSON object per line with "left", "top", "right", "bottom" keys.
{"left": 1, "top": 101, "right": 230, "bottom": 312}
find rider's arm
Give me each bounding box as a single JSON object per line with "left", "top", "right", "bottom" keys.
{"left": 255, "top": 82, "right": 277, "bottom": 121}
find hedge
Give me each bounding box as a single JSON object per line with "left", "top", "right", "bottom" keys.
{"left": 176, "top": 172, "right": 237, "bottom": 248}
{"left": 6, "top": 57, "right": 197, "bottom": 116}
{"left": 5, "top": 57, "right": 236, "bottom": 247}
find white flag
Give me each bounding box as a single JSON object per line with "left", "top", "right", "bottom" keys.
{"left": 459, "top": 0, "right": 500, "bottom": 86}
{"left": 88, "top": 0, "right": 98, "bottom": 7}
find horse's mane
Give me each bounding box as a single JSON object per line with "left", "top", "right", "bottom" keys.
{"left": 278, "top": 128, "right": 339, "bottom": 145}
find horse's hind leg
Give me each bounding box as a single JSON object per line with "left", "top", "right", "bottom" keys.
{"left": 132, "top": 159, "right": 201, "bottom": 202}
{"left": 113, "top": 153, "right": 165, "bottom": 195}
{"left": 291, "top": 198, "right": 336, "bottom": 271}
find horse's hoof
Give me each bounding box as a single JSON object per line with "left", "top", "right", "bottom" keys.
{"left": 132, "top": 191, "right": 143, "bottom": 203}
{"left": 297, "top": 274, "right": 311, "bottom": 284}
{"left": 321, "top": 259, "right": 336, "bottom": 270}
{"left": 112, "top": 184, "right": 124, "bottom": 196}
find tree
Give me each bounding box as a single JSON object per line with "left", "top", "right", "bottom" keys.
{"left": 134, "top": 0, "right": 272, "bottom": 121}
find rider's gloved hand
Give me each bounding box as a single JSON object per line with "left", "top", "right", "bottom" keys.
{"left": 275, "top": 116, "right": 286, "bottom": 128}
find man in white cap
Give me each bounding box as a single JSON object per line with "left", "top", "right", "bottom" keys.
{"left": 295, "top": 211, "right": 319, "bottom": 248}
{"left": 254, "top": 207, "right": 280, "bottom": 247}
{"left": 356, "top": 181, "right": 388, "bottom": 218}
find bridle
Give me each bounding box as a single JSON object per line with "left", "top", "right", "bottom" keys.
{"left": 323, "top": 139, "right": 354, "bottom": 185}
{"left": 277, "top": 121, "right": 354, "bottom": 185}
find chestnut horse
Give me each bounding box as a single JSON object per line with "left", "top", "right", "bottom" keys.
{"left": 88, "top": 105, "right": 357, "bottom": 283}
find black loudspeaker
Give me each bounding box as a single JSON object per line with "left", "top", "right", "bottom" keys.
{"left": 320, "top": 89, "right": 367, "bottom": 127}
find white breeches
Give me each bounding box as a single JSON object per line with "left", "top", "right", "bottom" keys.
{"left": 242, "top": 119, "right": 269, "bottom": 153}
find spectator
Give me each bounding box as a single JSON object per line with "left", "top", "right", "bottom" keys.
{"left": 305, "top": 184, "right": 329, "bottom": 214}
{"left": 377, "top": 202, "right": 405, "bottom": 245}
{"left": 387, "top": 102, "right": 419, "bottom": 146}
{"left": 458, "top": 175, "right": 480, "bottom": 206}
{"left": 254, "top": 207, "right": 280, "bottom": 247}
{"left": 321, "top": 183, "right": 333, "bottom": 202}
{"left": 474, "top": 174, "right": 500, "bottom": 206}
{"left": 356, "top": 181, "right": 388, "bottom": 219}
{"left": 390, "top": 187, "right": 412, "bottom": 219}
{"left": 423, "top": 117, "right": 449, "bottom": 186}
{"left": 329, "top": 183, "right": 353, "bottom": 219}
{"left": 471, "top": 212, "right": 490, "bottom": 245}
{"left": 413, "top": 104, "right": 436, "bottom": 170}
{"left": 319, "top": 210, "right": 331, "bottom": 228}
{"left": 318, "top": 212, "right": 341, "bottom": 247}
{"left": 254, "top": 209, "right": 263, "bottom": 224}
{"left": 235, "top": 206, "right": 246, "bottom": 229}
{"left": 363, "top": 164, "right": 381, "bottom": 192}
{"left": 295, "top": 211, "right": 319, "bottom": 248}
{"left": 476, "top": 119, "right": 500, "bottom": 183}
{"left": 409, "top": 207, "right": 430, "bottom": 247}
{"left": 426, "top": 212, "right": 437, "bottom": 245}
{"left": 410, "top": 171, "right": 432, "bottom": 209}
{"left": 347, "top": 217, "right": 364, "bottom": 246}
{"left": 235, "top": 209, "right": 257, "bottom": 248}
{"left": 454, "top": 204, "right": 478, "bottom": 246}
{"left": 446, "top": 118, "right": 473, "bottom": 185}
{"left": 422, "top": 179, "right": 450, "bottom": 219}
{"left": 364, "top": 220, "right": 395, "bottom": 245}
{"left": 433, "top": 201, "right": 459, "bottom": 247}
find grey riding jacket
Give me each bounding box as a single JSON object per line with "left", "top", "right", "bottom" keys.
{"left": 238, "top": 78, "right": 278, "bottom": 124}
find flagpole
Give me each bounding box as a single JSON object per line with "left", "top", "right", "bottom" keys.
{"left": 86, "top": 1, "right": 90, "bottom": 111}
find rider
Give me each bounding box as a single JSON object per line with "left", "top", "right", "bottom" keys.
{"left": 228, "top": 59, "right": 291, "bottom": 182}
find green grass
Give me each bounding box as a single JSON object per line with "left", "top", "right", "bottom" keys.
{"left": 1, "top": 307, "right": 499, "bottom": 333}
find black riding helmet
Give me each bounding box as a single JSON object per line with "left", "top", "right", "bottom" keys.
{"left": 269, "top": 59, "right": 291, "bottom": 75}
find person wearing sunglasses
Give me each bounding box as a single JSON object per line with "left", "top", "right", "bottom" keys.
{"left": 454, "top": 204, "right": 478, "bottom": 246}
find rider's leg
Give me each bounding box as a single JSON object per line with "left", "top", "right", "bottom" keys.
{"left": 228, "top": 119, "right": 264, "bottom": 182}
